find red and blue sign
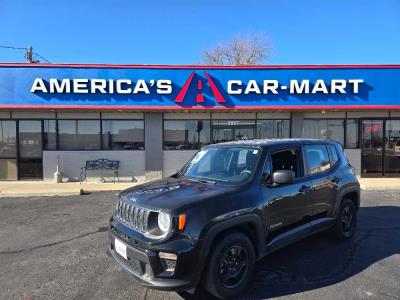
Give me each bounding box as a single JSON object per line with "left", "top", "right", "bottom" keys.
{"left": 0, "top": 63, "right": 399, "bottom": 110}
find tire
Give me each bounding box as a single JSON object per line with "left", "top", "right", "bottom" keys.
{"left": 202, "top": 231, "right": 255, "bottom": 299}
{"left": 333, "top": 198, "right": 357, "bottom": 240}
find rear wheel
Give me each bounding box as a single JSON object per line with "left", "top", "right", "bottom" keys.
{"left": 333, "top": 198, "right": 357, "bottom": 240}
{"left": 202, "top": 231, "right": 255, "bottom": 299}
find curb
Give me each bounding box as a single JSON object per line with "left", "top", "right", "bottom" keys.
{"left": 0, "top": 191, "right": 80, "bottom": 198}
{"left": 361, "top": 187, "right": 400, "bottom": 191}
{"left": 0, "top": 189, "right": 123, "bottom": 198}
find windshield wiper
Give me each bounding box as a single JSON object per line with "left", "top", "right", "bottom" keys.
{"left": 198, "top": 179, "right": 216, "bottom": 184}
{"left": 188, "top": 177, "right": 216, "bottom": 185}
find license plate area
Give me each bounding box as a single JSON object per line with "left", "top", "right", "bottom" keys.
{"left": 115, "top": 238, "right": 127, "bottom": 259}
{"left": 113, "top": 238, "right": 146, "bottom": 276}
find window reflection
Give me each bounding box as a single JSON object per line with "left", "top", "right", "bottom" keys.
{"left": 361, "top": 120, "right": 383, "bottom": 174}
{"left": 303, "top": 119, "right": 344, "bottom": 144}
{"left": 164, "top": 120, "right": 210, "bottom": 150}
{"left": 102, "top": 120, "right": 144, "bottom": 150}
{"left": 345, "top": 119, "right": 359, "bottom": 149}
{"left": 19, "top": 121, "right": 42, "bottom": 158}
{"left": 58, "top": 120, "right": 101, "bottom": 150}
{"left": 44, "top": 120, "right": 57, "bottom": 150}
{"left": 212, "top": 120, "right": 255, "bottom": 143}
{"left": 385, "top": 120, "right": 400, "bottom": 174}
{"left": 0, "top": 120, "right": 16, "bottom": 157}
{"left": 0, "top": 159, "right": 17, "bottom": 180}
{"left": 257, "top": 120, "right": 290, "bottom": 139}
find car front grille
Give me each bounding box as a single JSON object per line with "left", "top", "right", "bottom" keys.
{"left": 116, "top": 201, "right": 151, "bottom": 233}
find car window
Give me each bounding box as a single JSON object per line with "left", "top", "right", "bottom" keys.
{"left": 237, "top": 149, "right": 247, "bottom": 165}
{"left": 304, "top": 145, "right": 331, "bottom": 175}
{"left": 328, "top": 144, "right": 339, "bottom": 165}
{"left": 184, "top": 146, "right": 260, "bottom": 183}
{"left": 271, "top": 148, "right": 300, "bottom": 178}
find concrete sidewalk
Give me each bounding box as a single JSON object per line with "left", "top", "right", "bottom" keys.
{"left": 359, "top": 178, "right": 400, "bottom": 190}
{"left": 0, "top": 181, "right": 140, "bottom": 197}
{"left": 0, "top": 178, "right": 399, "bottom": 197}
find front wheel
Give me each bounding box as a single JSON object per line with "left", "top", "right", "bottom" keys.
{"left": 333, "top": 198, "right": 357, "bottom": 240}
{"left": 202, "top": 231, "right": 255, "bottom": 299}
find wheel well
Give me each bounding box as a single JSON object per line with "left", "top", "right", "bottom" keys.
{"left": 212, "top": 222, "right": 261, "bottom": 258}
{"left": 196, "top": 219, "right": 264, "bottom": 286}
{"left": 343, "top": 191, "right": 359, "bottom": 210}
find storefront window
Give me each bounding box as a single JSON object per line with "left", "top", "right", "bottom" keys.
{"left": 44, "top": 120, "right": 57, "bottom": 150}
{"left": 0, "top": 159, "right": 17, "bottom": 180}
{"left": 0, "top": 120, "right": 17, "bottom": 157}
{"left": 102, "top": 120, "right": 144, "bottom": 150}
{"left": 303, "top": 119, "right": 344, "bottom": 145}
{"left": 164, "top": 120, "right": 210, "bottom": 150}
{"left": 345, "top": 119, "right": 359, "bottom": 149}
{"left": 257, "top": 120, "right": 290, "bottom": 139}
{"left": 384, "top": 120, "right": 400, "bottom": 175}
{"left": 58, "top": 120, "right": 101, "bottom": 150}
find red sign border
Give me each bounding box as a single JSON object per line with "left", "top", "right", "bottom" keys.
{"left": 1, "top": 63, "right": 400, "bottom": 111}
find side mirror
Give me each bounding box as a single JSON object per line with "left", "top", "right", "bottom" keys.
{"left": 272, "top": 170, "right": 295, "bottom": 185}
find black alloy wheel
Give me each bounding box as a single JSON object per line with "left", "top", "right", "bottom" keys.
{"left": 203, "top": 231, "right": 255, "bottom": 299}
{"left": 219, "top": 245, "right": 249, "bottom": 288}
{"left": 333, "top": 198, "right": 357, "bottom": 240}
{"left": 341, "top": 206, "right": 354, "bottom": 233}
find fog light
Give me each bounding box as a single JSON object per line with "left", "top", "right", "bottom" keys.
{"left": 159, "top": 252, "right": 177, "bottom": 272}
{"left": 159, "top": 252, "right": 177, "bottom": 260}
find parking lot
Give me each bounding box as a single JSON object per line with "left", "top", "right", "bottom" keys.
{"left": 0, "top": 190, "right": 399, "bottom": 300}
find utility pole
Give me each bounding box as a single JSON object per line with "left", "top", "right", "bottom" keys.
{"left": 25, "top": 46, "right": 38, "bottom": 63}
{"left": 0, "top": 44, "right": 49, "bottom": 63}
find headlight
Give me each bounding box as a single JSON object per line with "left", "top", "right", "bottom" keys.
{"left": 157, "top": 211, "right": 172, "bottom": 233}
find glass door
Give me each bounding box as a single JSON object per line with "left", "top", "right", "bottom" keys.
{"left": 361, "top": 120, "right": 384, "bottom": 176}
{"left": 212, "top": 120, "right": 255, "bottom": 143}
{"left": 0, "top": 120, "right": 17, "bottom": 180}
{"left": 18, "top": 121, "right": 43, "bottom": 179}
{"left": 233, "top": 126, "right": 255, "bottom": 140}
{"left": 213, "top": 128, "right": 234, "bottom": 143}
{"left": 384, "top": 120, "right": 400, "bottom": 176}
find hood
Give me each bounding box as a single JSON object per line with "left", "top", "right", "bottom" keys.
{"left": 118, "top": 177, "right": 237, "bottom": 211}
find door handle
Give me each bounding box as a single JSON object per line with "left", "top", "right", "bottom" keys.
{"left": 299, "top": 185, "right": 312, "bottom": 194}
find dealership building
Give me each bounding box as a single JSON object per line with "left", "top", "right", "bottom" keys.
{"left": 0, "top": 63, "right": 399, "bottom": 181}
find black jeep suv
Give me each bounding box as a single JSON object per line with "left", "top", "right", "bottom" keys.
{"left": 108, "top": 139, "right": 360, "bottom": 299}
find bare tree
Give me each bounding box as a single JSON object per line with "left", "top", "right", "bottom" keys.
{"left": 202, "top": 33, "right": 272, "bottom": 65}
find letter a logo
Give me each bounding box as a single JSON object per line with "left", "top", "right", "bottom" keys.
{"left": 174, "top": 72, "right": 225, "bottom": 104}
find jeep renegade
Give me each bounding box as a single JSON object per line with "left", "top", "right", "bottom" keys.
{"left": 108, "top": 139, "right": 360, "bottom": 299}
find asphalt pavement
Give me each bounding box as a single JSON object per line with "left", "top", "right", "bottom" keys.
{"left": 0, "top": 190, "right": 399, "bottom": 300}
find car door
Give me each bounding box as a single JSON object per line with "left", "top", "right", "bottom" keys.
{"left": 302, "top": 144, "right": 338, "bottom": 218}
{"left": 262, "top": 146, "right": 315, "bottom": 235}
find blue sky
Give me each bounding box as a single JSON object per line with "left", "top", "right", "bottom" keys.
{"left": 0, "top": 0, "right": 399, "bottom": 65}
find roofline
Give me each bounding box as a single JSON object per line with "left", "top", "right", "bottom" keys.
{"left": 1, "top": 104, "right": 400, "bottom": 111}
{"left": 0, "top": 63, "right": 399, "bottom": 69}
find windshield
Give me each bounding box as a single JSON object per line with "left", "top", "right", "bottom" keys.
{"left": 182, "top": 146, "right": 260, "bottom": 184}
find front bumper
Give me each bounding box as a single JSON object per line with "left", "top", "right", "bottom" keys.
{"left": 108, "top": 224, "right": 201, "bottom": 291}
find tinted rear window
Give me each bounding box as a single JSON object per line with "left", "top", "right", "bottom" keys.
{"left": 328, "top": 144, "right": 339, "bottom": 165}
{"left": 304, "top": 145, "right": 331, "bottom": 175}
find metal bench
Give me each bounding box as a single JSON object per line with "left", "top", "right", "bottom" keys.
{"left": 80, "top": 159, "right": 119, "bottom": 183}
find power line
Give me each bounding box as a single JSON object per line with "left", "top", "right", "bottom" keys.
{"left": 33, "top": 51, "right": 51, "bottom": 63}
{"left": 0, "top": 45, "right": 51, "bottom": 63}
{"left": 0, "top": 45, "right": 27, "bottom": 50}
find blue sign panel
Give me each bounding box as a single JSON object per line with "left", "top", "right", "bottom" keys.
{"left": 0, "top": 64, "right": 399, "bottom": 110}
